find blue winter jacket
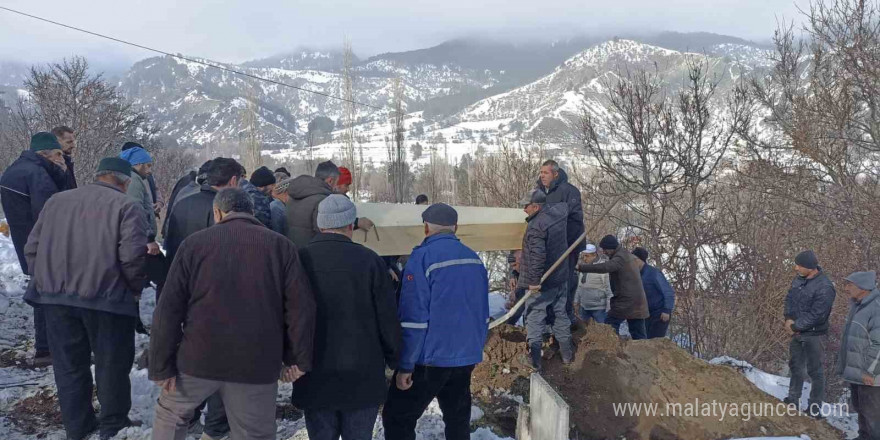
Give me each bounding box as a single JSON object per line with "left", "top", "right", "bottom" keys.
{"left": 641, "top": 264, "right": 675, "bottom": 316}
{"left": 398, "top": 232, "right": 489, "bottom": 372}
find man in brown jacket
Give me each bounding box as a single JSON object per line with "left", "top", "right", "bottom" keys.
{"left": 150, "top": 187, "right": 316, "bottom": 440}
{"left": 577, "top": 235, "right": 649, "bottom": 339}
{"left": 24, "top": 157, "right": 148, "bottom": 440}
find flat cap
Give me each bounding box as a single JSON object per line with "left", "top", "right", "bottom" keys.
{"left": 97, "top": 157, "right": 132, "bottom": 177}
{"left": 421, "top": 203, "right": 458, "bottom": 226}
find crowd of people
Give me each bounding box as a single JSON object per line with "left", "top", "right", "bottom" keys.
{"left": 0, "top": 131, "right": 878, "bottom": 440}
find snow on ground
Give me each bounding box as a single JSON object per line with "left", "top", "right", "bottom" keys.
{"left": 711, "top": 357, "right": 860, "bottom": 439}
{"left": 0, "top": 231, "right": 512, "bottom": 440}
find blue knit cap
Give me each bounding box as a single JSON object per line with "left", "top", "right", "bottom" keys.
{"left": 119, "top": 146, "right": 152, "bottom": 166}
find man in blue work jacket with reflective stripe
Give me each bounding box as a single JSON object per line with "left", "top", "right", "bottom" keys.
{"left": 383, "top": 203, "right": 490, "bottom": 440}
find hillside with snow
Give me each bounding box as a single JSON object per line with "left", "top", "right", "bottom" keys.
{"left": 268, "top": 39, "right": 773, "bottom": 166}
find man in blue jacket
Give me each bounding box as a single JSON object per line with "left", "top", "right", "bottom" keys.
{"left": 383, "top": 203, "right": 489, "bottom": 440}
{"left": 632, "top": 247, "right": 675, "bottom": 339}
{"left": 0, "top": 132, "right": 68, "bottom": 367}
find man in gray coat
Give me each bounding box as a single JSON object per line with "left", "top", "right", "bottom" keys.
{"left": 518, "top": 189, "right": 572, "bottom": 371}
{"left": 120, "top": 145, "right": 159, "bottom": 256}
{"left": 286, "top": 161, "right": 339, "bottom": 248}
{"left": 24, "top": 157, "right": 148, "bottom": 440}
{"left": 838, "top": 271, "right": 880, "bottom": 439}
{"left": 783, "top": 250, "right": 836, "bottom": 418}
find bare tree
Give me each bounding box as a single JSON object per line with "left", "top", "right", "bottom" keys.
{"left": 11, "top": 57, "right": 148, "bottom": 183}
{"left": 386, "top": 77, "right": 410, "bottom": 203}
{"left": 240, "top": 85, "right": 262, "bottom": 175}
{"left": 341, "top": 38, "right": 361, "bottom": 198}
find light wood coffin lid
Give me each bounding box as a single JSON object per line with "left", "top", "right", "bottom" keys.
{"left": 351, "top": 202, "right": 527, "bottom": 256}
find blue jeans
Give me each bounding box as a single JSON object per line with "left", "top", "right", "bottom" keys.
{"left": 605, "top": 316, "right": 647, "bottom": 340}
{"left": 305, "top": 406, "right": 379, "bottom": 440}
{"left": 579, "top": 308, "right": 607, "bottom": 324}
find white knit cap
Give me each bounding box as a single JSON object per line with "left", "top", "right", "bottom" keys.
{"left": 581, "top": 244, "right": 597, "bottom": 254}
{"left": 317, "top": 194, "right": 357, "bottom": 229}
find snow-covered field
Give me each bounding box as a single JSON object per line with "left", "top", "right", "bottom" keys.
{"left": 0, "top": 232, "right": 512, "bottom": 440}
{"left": 0, "top": 229, "right": 860, "bottom": 440}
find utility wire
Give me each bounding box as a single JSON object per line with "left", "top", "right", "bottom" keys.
{"left": 0, "top": 6, "right": 382, "bottom": 110}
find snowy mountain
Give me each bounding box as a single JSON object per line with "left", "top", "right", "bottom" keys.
{"left": 272, "top": 39, "right": 773, "bottom": 166}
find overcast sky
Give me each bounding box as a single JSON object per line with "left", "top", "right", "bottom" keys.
{"left": 0, "top": 0, "right": 809, "bottom": 68}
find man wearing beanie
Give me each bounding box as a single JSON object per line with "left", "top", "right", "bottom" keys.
{"left": 516, "top": 188, "right": 574, "bottom": 371}
{"left": 244, "top": 165, "right": 276, "bottom": 229}
{"left": 573, "top": 244, "right": 612, "bottom": 325}
{"left": 578, "top": 234, "right": 649, "bottom": 340}
{"left": 335, "top": 166, "right": 353, "bottom": 195}
{"left": 838, "top": 271, "right": 880, "bottom": 439}
{"left": 121, "top": 142, "right": 164, "bottom": 217}
{"left": 0, "top": 131, "right": 68, "bottom": 367}
{"left": 631, "top": 247, "right": 675, "bottom": 338}
{"left": 292, "top": 195, "right": 401, "bottom": 440}
{"left": 120, "top": 145, "right": 159, "bottom": 254}
{"left": 782, "top": 250, "right": 836, "bottom": 417}
{"left": 150, "top": 187, "right": 315, "bottom": 440}
{"left": 383, "top": 203, "right": 489, "bottom": 440}
{"left": 24, "top": 157, "right": 148, "bottom": 440}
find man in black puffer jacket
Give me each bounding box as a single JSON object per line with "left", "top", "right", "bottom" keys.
{"left": 783, "top": 250, "right": 836, "bottom": 418}
{"left": 536, "top": 160, "right": 584, "bottom": 327}
{"left": 518, "top": 189, "right": 572, "bottom": 372}
{"left": 0, "top": 132, "right": 68, "bottom": 367}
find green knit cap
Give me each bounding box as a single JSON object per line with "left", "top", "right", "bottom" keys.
{"left": 30, "top": 132, "right": 62, "bottom": 152}
{"left": 97, "top": 157, "right": 132, "bottom": 177}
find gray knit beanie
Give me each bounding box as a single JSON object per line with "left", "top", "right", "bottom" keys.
{"left": 844, "top": 271, "right": 877, "bottom": 291}
{"left": 317, "top": 194, "right": 357, "bottom": 229}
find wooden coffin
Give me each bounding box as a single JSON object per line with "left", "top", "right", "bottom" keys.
{"left": 351, "top": 202, "right": 527, "bottom": 256}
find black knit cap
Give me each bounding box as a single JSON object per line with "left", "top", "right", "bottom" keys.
{"left": 274, "top": 167, "right": 291, "bottom": 177}
{"left": 599, "top": 234, "right": 620, "bottom": 250}
{"left": 632, "top": 247, "right": 649, "bottom": 262}
{"left": 422, "top": 203, "right": 458, "bottom": 226}
{"left": 97, "top": 157, "right": 132, "bottom": 177}
{"left": 121, "top": 141, "right": 142, "bottom": 151}
{"left": 795, "top": 250, "right": 819, "bottom": 270}
{"left": 250, "top": 166, "right": 276, "bottom": 188}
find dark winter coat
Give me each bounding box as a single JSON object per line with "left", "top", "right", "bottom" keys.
{"left": 163, "top": 185, "right": 217, "bottom": 263}
{"left": 270, "top": 199, "right": 288, "bottom": 235}
{"left": 23, "top": 182, "right": 148, "bottom": 317}
{"left": 578, "top": 247, "right": 650, "bottom": 320}
{"left": 784, "top": 270, "right": 836, "bottom": 336}
{"left": 0, "top": 151, "right": 67, "bottom": 273}
{"left": 641, "top": 264, "right": 675, "bottom": 316}
{"left": 150, "top": 213, "right": 316, "bottom": 384}
{"left": 285, "top": 175, "right": 333, "bottom": 248}
{"left": 837, "top": 289, "right": 880, "bottom": 386}
{"left": 518, "top": 203, "right": 570, "bottom": 291}
{"left": 242, "top": 179, "right": 272, "bottom": 227}
{"left": 536, "top": 168, "right": 584, "bottom": 251}
{"left": 291, "top": 233, "right": 400, "bottom": 410}
{"left": 62, "top": 154, "right": 77, "bottom": 190}
{"left": 161, "top": 171, "right": 196, "bottom": 237}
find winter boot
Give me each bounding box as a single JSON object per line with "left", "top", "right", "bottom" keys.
{"left": 782, "top": 397, "right": 798, "bottom": 408}
{"left": 807, "top": 402, "right": 825, "bottom": 419}
{"left": 32, "top": 351, "right": 52, "bottom": 368}
{"left": 528, "top": 342, "right": 544, "bottom": 373}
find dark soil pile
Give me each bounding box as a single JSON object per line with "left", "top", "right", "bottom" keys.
{"left": 474, "top": 323, "right": 843, "bottom": 440}
{"left": 9, "top": 390, "right": 64, "bottom": 436}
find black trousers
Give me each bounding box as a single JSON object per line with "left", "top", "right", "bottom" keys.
{"left": 305, "top": 406, "right": 379, "bottom": 440}
{"left": 382, "top": 365, "right": 474, "bottom": 440}
{"left": 647, "top": 314, "right": 670, "bottom": 339}
{"left": 43, "top": 304, "right": 135, "bottom": 440}
{"left": 851, "top": 384, "right": 880, "bottom": 440}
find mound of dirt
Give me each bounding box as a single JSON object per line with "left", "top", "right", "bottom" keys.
{"left": 474, "top": 323, "right": 843, "bottom": 440}
{"left": 9, "top": 390, "right": 64, "bottom": 436}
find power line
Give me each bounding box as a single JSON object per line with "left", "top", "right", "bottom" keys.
{"left": 0, "top": 6, "right": 382, "bottom": 110}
